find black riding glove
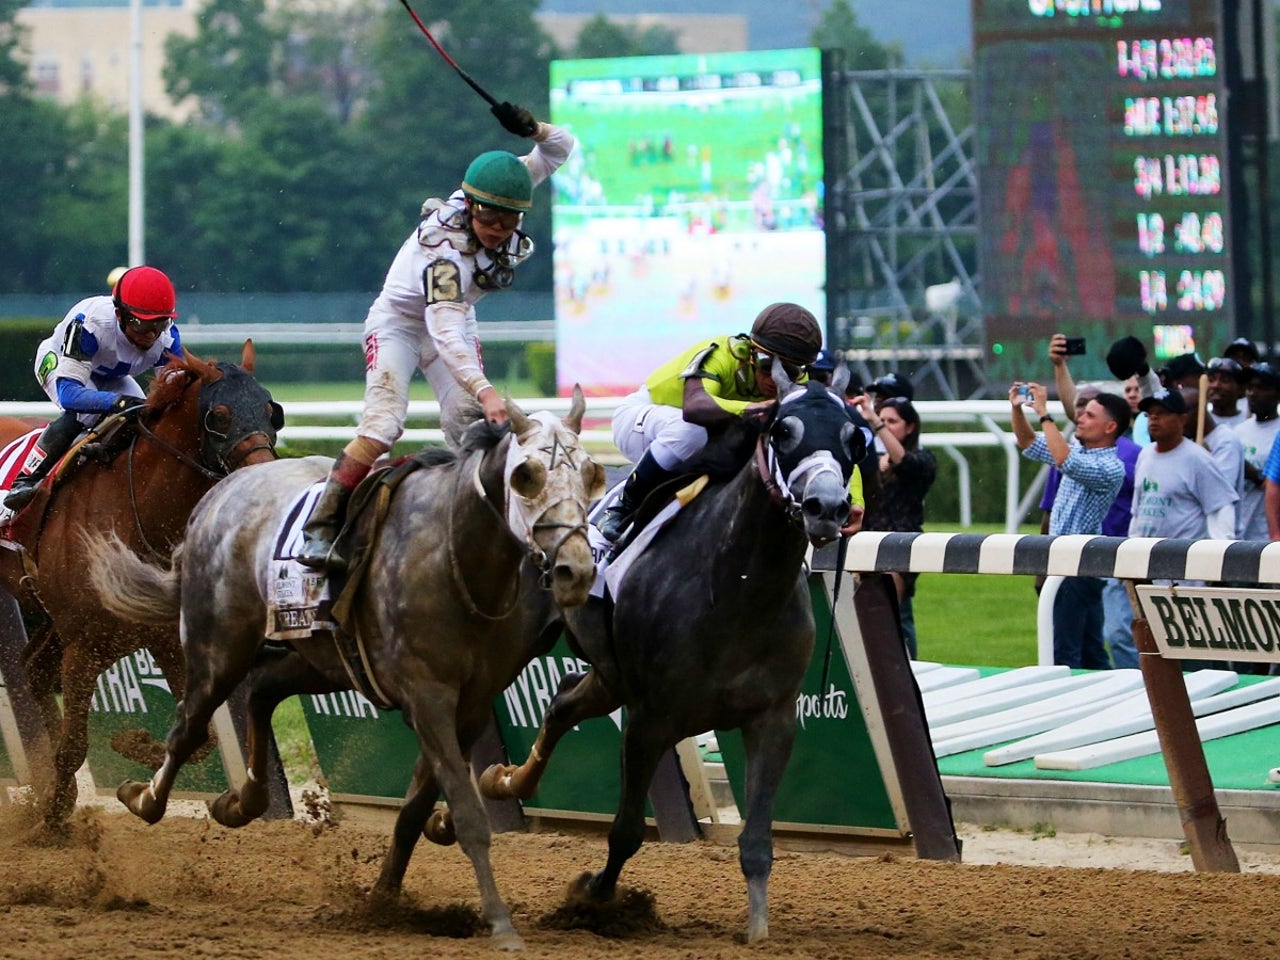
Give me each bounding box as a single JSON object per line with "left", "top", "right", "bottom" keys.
{"left": 491, "top": 101, "right": 538, "bottom": 137}
{"left": 111, "top": 395, "right": 147, "bottom": 416}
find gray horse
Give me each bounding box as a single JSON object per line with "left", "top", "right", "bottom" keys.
{"left": 87, "top": 392, "right": 604, "bottom": 951}
{"left": 480, "top": 368, "right": 864, "bottom": 943}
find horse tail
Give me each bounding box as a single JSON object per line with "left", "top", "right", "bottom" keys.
{"left": 81, "top": 530, "right": 182, "bottom": 625}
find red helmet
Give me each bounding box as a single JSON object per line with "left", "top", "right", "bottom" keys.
{"left": 113, "top": 266, "right": 177, "bottom": 320}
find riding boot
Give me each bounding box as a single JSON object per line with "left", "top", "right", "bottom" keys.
{"left": 4, "top": 412, "right": 81, "bottom": 511}
{"left": 598, "top": 450, "right": 681, "bottom": 543}
{"left": 296, "top": 476, "right": 356, "bottom": 572}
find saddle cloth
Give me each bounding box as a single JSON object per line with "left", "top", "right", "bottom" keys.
{"left": 265, "top": 481, "right": 337, "bottom": 641}
{"left": 0, "top": 429, "right": 44, "bottom": 528}
{"left": 588, "top": 474, "right": 709, "bottom": 600}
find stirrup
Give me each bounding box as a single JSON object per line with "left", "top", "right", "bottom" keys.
{"left": 598, "top": 506, "right": 633, "bottom": 544}
{"left": 296, "top": 536, "right": 345, "bottom": 573}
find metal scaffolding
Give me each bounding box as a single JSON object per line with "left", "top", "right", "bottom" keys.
{"left": 825, "top": 66, "right": 984, "bottom": 399}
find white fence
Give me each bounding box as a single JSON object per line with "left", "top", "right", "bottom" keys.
{"left": 0, "top": 397, "right": 1060, "bottom": 532}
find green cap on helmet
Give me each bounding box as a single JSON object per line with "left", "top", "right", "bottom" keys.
{"left": 462, "top": 151, "right": 533, "bottom": 212}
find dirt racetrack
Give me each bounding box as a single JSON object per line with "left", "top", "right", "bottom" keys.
{"left": 2, "top": 801, "right": 1279, "bottom": 960}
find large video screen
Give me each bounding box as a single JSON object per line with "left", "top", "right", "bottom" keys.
{"left": 550, "top": 48, "right": 826, "bottom": 396}
{"left": 973, "top": 0, "right": 1233, "bottom": 379}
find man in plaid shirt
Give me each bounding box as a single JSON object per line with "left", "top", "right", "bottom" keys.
{"left": 1011, "top": 381, "right": 1130, "bottom": 668}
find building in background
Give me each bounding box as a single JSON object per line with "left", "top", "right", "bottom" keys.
{"left": 16, "top": 1, "right": 746, "bottom": 121}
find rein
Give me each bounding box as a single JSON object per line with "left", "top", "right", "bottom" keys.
{"left": 754, "top": 435, "right": 804, "bottom": 528}
{"left": 124, "top": 419, "right": 228, "bottom": 560}
{"left": 446, "top": 437, "right": 591, "bottom": 619}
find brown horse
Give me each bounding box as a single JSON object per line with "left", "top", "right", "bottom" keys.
{"left": 0, "top": 343, "right": 282, "bottom": 831}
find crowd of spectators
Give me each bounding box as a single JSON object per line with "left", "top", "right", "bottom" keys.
{"left": 1010, "top": 332, "right": 1280, "bottom": 676}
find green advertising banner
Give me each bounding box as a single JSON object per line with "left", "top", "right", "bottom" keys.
{"left": 301, "top": 690, "right": 418, "bottom": 800}
{"left": 715, "top": 576, "right": 900, "bottom": 831}
{"left": 491, "top": 640, "right": 629, "bottom": 817}
{"left": 85, "top": 650, "right": 229, "bottom": 793}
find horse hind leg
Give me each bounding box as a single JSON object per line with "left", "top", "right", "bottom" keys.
{"left": 735, "top": 704, "right": 798, "bottom": 944}
{"left": 480, "top": 669, "right": 619, "bottom": 801}
{"left": 211, "top": 648, "right": 334, "bottom": 828}
{"left": 40, "top": 645, "right": 101, "bottom": 830}
{"left": 375, "top": 752, "right": 439, "bottom": 896}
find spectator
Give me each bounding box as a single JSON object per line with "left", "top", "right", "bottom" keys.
{"left": 867, "top": 371, "right": 914, "bottom": 403}
{"left": 1224, "top": 337, "right": 1261, "bottom": 368}
{"left": 1012, "top": 380, "right": 1129, "bottom": 669}
{"left": 1180, "top": 386, "right": 1245, "bottom": 506}
{"left": 1129, "top": 387, "right": 1237, "bottom": 542}
{"left": 854, "top": 393, "right": 935, "bottom": 658}
{"left": 1159, "top": 352, "right": 1207, "bottom": 389}
{"left": 1237, "top": 363, "right": 1280, "bottom": 541}
{"left": 1037, "top": 363, "right": 1142, "bottom": 667}
{"left": 1205, "top": 357, "right": 1249, "bottom": 428}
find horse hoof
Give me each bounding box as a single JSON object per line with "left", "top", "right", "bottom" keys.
{"left": 478, "top": 763, "right": 514, "bottom": 799}
{"left": 117, "top": 779, "right": 165, "bottom": 825}
{"left": 567, "top": 870, "right": 610, "bottom": 903}
{"left": 491, "top": 930, "right": 525, "bottom": 952}
{"left": 209, "top": 789, "right": 255, "bottom": 828}
{"left": 424, "top": 808, "right": 456, "bottom": 846}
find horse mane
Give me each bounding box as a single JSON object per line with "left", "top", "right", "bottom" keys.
{"left": 146, "top": 350, "right": 223, "bottom": 412}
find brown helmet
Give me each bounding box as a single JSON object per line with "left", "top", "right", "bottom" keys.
{"left": 749, "top": 302, "right": 822, "bottom": 367}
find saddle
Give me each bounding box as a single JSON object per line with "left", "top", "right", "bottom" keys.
{"left": 609, "top": 471, "right": 705, "bottom": 555}
{"left": 2, "top": 413, "right": 137, "bottom": 565}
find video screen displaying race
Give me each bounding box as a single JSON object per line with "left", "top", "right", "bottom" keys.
{"left": 973, "top": 0, "right": 1233, "bottom": 381}
{"left": 549, "top": 48, "right": 826, "bottom": 396}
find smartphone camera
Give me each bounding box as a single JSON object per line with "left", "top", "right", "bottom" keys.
{"left": 1064, "top": 337, "right": 1087, "bottom": 356}
{"left": 1015, "top": 384, "right": 1032, "bottom": 402}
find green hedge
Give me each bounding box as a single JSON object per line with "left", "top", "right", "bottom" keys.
{"left": 0, "top": 319, "right": 55, "bottom": 400}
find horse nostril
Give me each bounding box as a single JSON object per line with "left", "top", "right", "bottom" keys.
{"left": 802, "top": 497, "right": 825, "bottom": 518}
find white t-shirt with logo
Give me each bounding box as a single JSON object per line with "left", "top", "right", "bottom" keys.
{"left": 1129, "top": 439, "right": 1239, "bottom": 540}
{"left": 1230, "top": 416, "right": 1280, "bottom": 541}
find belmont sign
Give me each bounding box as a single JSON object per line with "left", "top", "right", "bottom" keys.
{"left": 1137, "top": 585, "right": 1280, "bottom": 663}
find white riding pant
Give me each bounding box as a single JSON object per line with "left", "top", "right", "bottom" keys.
{"left": 611, "top": 386, "right": 709, "bottom": 471}
{"left": 355, "top": 308, "right": 480, "bottom": 447}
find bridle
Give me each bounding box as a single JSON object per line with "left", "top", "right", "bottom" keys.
{"left": 122, "top": 378, "right": 279, "bottom": 558}
{"left": 447, "top": 425, "right": 592, "bottom": 620}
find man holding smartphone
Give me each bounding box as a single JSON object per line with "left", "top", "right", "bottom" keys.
{"left": 1011, "top": 378, "right": 1130, "bottom": 669}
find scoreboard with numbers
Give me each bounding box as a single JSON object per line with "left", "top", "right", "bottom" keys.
{"left": 973, "top": 0, "right": 1235, "bottom": 380}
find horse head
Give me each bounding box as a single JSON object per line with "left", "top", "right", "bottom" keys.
{"left": 145, "top": 341, "right": 282, "bottom": 476}
{"left": 502, "top": 385, "right": 605, "bottom": 608}
{"left": 760, "top": 367, "right": 865, "bottom": 545}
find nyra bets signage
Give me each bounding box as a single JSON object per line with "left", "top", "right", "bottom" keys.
{"left": 1137, "top": 585, "right": 1280, "bottom": 664}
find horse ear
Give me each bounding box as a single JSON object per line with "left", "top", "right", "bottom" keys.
{"left": 241, "top": 339, "right": 256, "bottom": 375}
{"left": 506, "top": 397, "right": 532, "bottom": 435}
{"left": 565, "top": 384, "right": 586, "bottom": 435}
{"left": 831, "top": 361, "right": 850, "bottom": 397}
{"left": 771, "top": 356, "right": 795, "bottom": 396}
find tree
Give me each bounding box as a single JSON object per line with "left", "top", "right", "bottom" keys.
{"left": 811, "top": 0, "right": 903, "bottom": 71}
{"left": 0, "top": 0, "right": 30, "bottom": 94}
{"left": 571, "top": 14, "right": 680, "bottom": 60}
{"left": 164, "top": 0, "right": 283, "bottom": 125}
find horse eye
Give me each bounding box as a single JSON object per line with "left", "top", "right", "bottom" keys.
{"left": 208, "top": 406, "right": 232, "bottom": 432}
{"left": 775, "top": 416, "right": 803, "bottom": 454}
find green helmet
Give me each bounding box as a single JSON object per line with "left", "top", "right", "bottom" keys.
{"left": 461, "top": 151, "right": 533, "bottom": 212}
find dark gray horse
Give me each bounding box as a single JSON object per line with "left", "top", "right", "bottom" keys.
{"left": 86, "top": 392, "right": 604, "bottom": 950}
{"left": 480, "top": 369, "right": 864, "bottom": 943}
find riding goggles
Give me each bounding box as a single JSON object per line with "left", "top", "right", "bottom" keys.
{"left": 123, "top": 313, "right": 173, "bottom": 335}
{"left": 470, "top": 201, "right": 523, "bottom": 230}
{"left": 755, "top": 351, "right": 802, "bottom": 380}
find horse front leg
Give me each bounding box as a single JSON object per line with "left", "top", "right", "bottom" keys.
{"left": 480, "top": 669, "right": 619, "bottom": 801}
{"left": 401, "top": 689, "right": 523, "bottom": 952}
{"left": 736, "top": 703, "right": 798, "bottom": 944}
{"left": 575, "top": 712, "right": 668, "bottom": 904}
